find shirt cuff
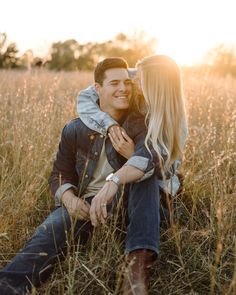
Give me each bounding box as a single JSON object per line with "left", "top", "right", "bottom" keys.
{"left": 124, "top": 156, "right": 155, "bottom": 181}
{"left": 124, "top": 155, "right": 149, "bottom": 171}
{"left": 55, "top": 183, "right": 78, "bottom": 206}
{"left": 80, "top": 116, "right": 117, "bottom": 136}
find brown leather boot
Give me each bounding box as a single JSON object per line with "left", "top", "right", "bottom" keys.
{"left": 120, "top": 249, "right": 156, "bottom": 295}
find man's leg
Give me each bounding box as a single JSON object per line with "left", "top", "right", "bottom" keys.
{"left": 0, "top": 206, "right": 92, "bottom": 294}
{"left": 121, "top": 175, "right": 160, "bottom": 295}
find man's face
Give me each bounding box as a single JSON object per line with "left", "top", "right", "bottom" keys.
{"left": 95, "top": 68, "right": 132, "bottom": 114}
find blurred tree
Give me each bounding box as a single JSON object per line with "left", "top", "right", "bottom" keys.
{"left": 48, "top": 39, "right": 79, "bottom": 71}
{"left": 47, "top": 32, "right": 157, "bottom": 71}
{"left": 2, "top": 43, "right": 20, "bottom": 69}
{"left": 0, "top": 32, "right": 20, "bottom": 69}
{"left": 206, "top": 44, "right": 236, "bottom": 76}
{"left": 0, "top": 31, "right": 157, "bottom": 71}
{"left": 0, "top": 33, "right": 7, "bottom": 67}
{"left": 33, "top": 57, "right": 43, "bottom": 68}
{"left": 76, "top": 42, "right": 100, "bottom": 70}
{"left": 20, "top": 49, "right": 34, "bottom": 70}
{"left": 110, "top": 31, "right": 156, "bottom": 67}
{"left": 106, "top": 31, "right": 157, "bottom": 67}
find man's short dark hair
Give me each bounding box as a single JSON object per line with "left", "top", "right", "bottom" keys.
{"left": 94, "top": 57, "right": 129, "bottom": 85}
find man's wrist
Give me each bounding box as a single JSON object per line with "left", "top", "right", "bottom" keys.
{"left": 61, "top": 189, "right": 76, "bottom": 206}
{"left": 105, "top": 173, "right": 121, "bottom": 187}
{"left": 55, "top": 183, "right": 78, "bottom": 206}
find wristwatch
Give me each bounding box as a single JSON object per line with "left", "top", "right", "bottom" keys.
{"left": 105, "top": 173, "right": 120, "bottom": 187}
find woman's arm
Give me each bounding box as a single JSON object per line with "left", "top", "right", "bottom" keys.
{"left": 77, "top": 85, "right": 118, "bottom": 134}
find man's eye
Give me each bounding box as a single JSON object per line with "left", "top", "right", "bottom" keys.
{"left": 111, "top": 82, "right": 118, "bottom": 86}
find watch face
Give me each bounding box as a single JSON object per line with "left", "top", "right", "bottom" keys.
{"left": 106, "top": 173, "right": 114, "bottom": 181}
{"left": 106, "top": 173, "right": 120, "bottom": 186}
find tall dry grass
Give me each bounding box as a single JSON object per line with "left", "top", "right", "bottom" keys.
{"left": 0, "top": 68, "right": 235, "bottom": 294}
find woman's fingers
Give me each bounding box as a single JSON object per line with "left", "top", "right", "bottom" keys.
{"left": 121, "top": 130, "right": 133, "bottom": 143}
{"left": 116, "top": 127, "right": 124, "bottom": 141}
{"left": 110, "top": 126, "right": 123, "bottom": 142}
{"left": 108, "top": 133, "right": 119, "bottom": 151}
{"left": 111, "top": 126, "right": 133, "bottom": 144}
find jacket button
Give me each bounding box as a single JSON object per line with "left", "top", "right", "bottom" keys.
{"left": 85, "top": 174, "right": 88, "bottom": 178}
{"left": 94, "top": 151, "right": 98, "bottom": 156}
{"left": 90, "top": 135, "right": 95, "bottom": 140}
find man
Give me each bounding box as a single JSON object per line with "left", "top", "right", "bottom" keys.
{"left": 0, "top": 58, "right": 161, "bottom": 295}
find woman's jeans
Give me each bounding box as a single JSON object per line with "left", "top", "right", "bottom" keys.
{"left": 0, "top": 175, "right": 160, "bottom": 292}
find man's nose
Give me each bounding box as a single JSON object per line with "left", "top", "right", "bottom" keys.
{"left": 119, "top": 82, "right": 127, "bottom": 92}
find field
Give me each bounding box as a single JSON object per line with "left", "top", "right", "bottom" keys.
{"left": 0, "top": 69, "right": 235, "bottom": 294}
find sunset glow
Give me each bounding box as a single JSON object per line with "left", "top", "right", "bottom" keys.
{"left": 1, "top": 0, "right": 235, "bottom": 65}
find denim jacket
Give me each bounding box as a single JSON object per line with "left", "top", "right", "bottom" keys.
{"left": 49, "top": 117, "right": 161, "bottom": 206}
{"left": 77, "top": 85, "right": 187, "bottom": 196}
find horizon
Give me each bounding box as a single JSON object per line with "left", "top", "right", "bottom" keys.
{"left": 1, "top": 0, "right": 236, "bottom": 66}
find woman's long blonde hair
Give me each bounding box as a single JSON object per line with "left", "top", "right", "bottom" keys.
{"left": 137, "top": 55, "right": 186, "bottom": 171}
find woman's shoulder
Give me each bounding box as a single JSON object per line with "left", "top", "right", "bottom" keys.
{"left": 122, "top": 111, "right": 146, "bottom": 137}
{"left": 126, "top": 111, "right": 145, "bottom": 123}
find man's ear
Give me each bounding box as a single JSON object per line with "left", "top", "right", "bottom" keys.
{"left": 94, "top": 83, "right": 101, "bottom": 95}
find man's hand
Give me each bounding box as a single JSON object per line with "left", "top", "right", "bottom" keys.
{"left": 108, "top": 126, "right": 135, "bottom": 159}
{"left": 62, "top": 189, "right": 90, "bottom": 220}
{"left": 90, "top": 181, "right": 118, "bottom": 227}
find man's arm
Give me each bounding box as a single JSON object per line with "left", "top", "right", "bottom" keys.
{"left": 49, "top": 123, "right": 78, "bottom": 206}
{"left": 90, "top": 165, "right": 144, "bottom": 226}
{"left": 77, "top": 85, "right": 118, "bottom": 134}
{"left": 49, "top": 122, "right": 91, "bottom": 219}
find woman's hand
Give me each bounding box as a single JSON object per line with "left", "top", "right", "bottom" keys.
{"left": 108, "top": 126, "right": 135, "bottom": 159}
{"left": 89, "top": 181, "right": 118, "bottom": 227}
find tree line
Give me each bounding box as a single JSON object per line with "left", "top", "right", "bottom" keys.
{"left": 0, "top": 32, "right": 157, "bottom": 71}
{"left": 1, "top": 32, "right": 236, "bottom": 76}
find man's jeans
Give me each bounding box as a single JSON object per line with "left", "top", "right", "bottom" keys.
{"left": 0, "top": 175, "right": 160, "bottom": 292}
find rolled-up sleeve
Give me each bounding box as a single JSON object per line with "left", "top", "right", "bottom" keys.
{"left": 125, "top": 155, "right": 155, "bottom": 182}
{"left": 125, "top": 155, "right": 149, "bottom": 171}
{"left": 54, "top": 183, "right": 78, "bottom": 207}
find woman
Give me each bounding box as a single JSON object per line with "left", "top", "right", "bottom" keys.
{"left": 78, "top": 55, "right": 187, "bottom": 294}
{"left": 77, "top": 55, "right": 187, "bottom": 198}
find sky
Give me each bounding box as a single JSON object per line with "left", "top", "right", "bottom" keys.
{"left": 1, "top": 0, "right": 236, "bottom": 65}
